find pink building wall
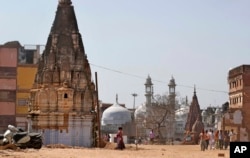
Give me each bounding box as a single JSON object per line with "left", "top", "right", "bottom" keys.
{"left": 0, "top": 79, "right": 16, "bottom": 90}
{"left": 0, "top": 102, "right": 15, "bottom": 115}
{"left": 0, "top": 46, "right": 18, "bottom": 131}
{"left": 0, "top": 48, "right": 17, "bottom": 67}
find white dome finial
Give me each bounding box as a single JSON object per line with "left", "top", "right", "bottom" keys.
{"left": 116, "top": 94, "right": 118, "bottom": 103}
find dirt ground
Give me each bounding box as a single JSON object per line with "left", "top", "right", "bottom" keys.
{"left": 0, "top": 143, "right": 229, "bottom": 158}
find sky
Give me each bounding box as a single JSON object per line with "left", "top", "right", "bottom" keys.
{"left": 1, "top": 0, "right": 250, "bottom": 109}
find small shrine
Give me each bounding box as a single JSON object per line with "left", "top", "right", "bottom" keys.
{"left": 183, "top": 87, "right": 204, "bottom": 144}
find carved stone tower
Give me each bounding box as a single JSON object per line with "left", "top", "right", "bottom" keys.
{"left": 145, "top": 75, "right": 153, "bottom": 106}
{"left": 28, "top": 0, "right": 98, "bottom": 147}
{"left": 184, "top": 87, "right": 203, "bottom": 132}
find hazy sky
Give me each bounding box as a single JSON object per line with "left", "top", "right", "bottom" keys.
{"left": 1, "top": 0, "right": 250, "bottom": 109}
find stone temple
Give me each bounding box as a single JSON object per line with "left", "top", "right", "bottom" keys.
{"left": 184, "top": 87, "right": 204, "bottom": 144}
{"left": 28, "top": 0, "right": 98, "bottom": 147}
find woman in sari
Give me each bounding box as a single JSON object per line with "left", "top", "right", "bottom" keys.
{"left": 116, "top": 127, "right": 125, "bottom": 150}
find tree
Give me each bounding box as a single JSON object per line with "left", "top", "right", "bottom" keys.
{"left": 144, "top": 94, "right": 173, "bottom": 143}
{"left": 222, "top": 102, "right": 229, "bottom": 113}
{"left": 135, "top": 93, "right": 188, "bottom": 144}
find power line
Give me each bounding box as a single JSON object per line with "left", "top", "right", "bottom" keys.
{"left": 90, "top": 63, "right": 228, "bottom": 94}
{"left": 90, "top": 63, "right": 146, "bottom": 80}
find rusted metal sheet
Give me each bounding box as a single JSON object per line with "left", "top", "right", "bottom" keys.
{"left": 0, "top": 102, "right": 15, "bottom": 115}
{"left": 0, "top": 48, "right": 17, "bottom": 67}
{"left": 0, "top": 79, "right": 16, "bottom": 90}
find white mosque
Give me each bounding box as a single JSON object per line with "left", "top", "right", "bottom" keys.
{"left": 101, "top": 95, "right": 133, "bottom": 143}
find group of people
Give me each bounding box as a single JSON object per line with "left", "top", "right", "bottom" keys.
{"left": 110, "top": 127, "right": 236, "bottom": 151}
{"left": 199, "top": 129, "right": 236, "bottom": 151}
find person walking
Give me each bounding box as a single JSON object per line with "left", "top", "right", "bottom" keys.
{"left": 199, "top": 129, "right": 207, "bottom": 151}
{"left": 209, "top": 129, "right": 215, "bottom": 150}
{"left": 229, "top": 129, "right": 236, "bottom": 142}
{"left": 205, "top": 130, "right": 209, "bottom": 150}
{"left": 218, "top": 130, "right": 224, "bottom": 150}
{"left": 224, "top": 130, "right": 230, "bottom": 150}
{"left": 149, "top": 129, "right": 155, "bottom": 144}
{"left": 115, "top": 127, "right": 125, "bottom": 150}
{"left": 214, "top": 130, "right": 219, "bottom": 149}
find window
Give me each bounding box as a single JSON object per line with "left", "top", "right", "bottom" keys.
{"left": 0, "top": 67, "right": 16, "bottom": 77}
{"left": 233, "top": 81, "right": 236, "bottom": 88}
{"left": 18, "top": 99, "right": 27, "bottom": 106}
{"left": 18, "top": 49, "right": 35, "bottom": 64}
{"left": 64, "top": 93, "right": 68, "bottom": 98}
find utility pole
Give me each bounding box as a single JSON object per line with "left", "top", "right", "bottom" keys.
{"left": 131, "top": 93, "right": 138, "bottom": 150}
{"left": 131, "top": 93, "right": 138, "bottom": 109}
{"left": 95, "top": 72, "right": 101, "bottom": 147}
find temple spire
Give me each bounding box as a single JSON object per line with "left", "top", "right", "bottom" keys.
{"left": 59, "top": 0, "right": 72, "bottom": 6}
{"left": 185, "top": 88, "right": 202, "bottom": 133}
{"left": 29, "top": 0, "right": 97, "bottom": 147}
{"left": 194, "top": 85, "right": 196, "bottom": 95}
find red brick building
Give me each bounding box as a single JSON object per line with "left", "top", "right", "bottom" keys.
{"left": 222, "top": 65, "right": 250, "bottom": 141}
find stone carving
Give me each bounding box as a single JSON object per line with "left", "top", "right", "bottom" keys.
{"left": 52, "top": 34, "right": 58, "bottom": 48}
{"left": 72, "top": 33, "right": 79, "bottom": 49}
{"left": 53, "top": 66, "right": 60, "bottom": 84}
{"left": 43, "top": 71, "right": 52, "bottom": 83}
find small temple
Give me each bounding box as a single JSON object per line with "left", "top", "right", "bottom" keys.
{"left": 183, "top": 87, "right": 204, "bottom": 144}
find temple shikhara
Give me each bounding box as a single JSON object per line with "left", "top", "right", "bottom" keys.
{"left": 28, "top": 0, "right": 98, "bottom": 147}
{"left": 184, "top": 88, "right": 204, "bottom": 144}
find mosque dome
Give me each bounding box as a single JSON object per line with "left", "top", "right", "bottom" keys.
{"left": 134, "top": 104, "right": 146, "bottom": 119}
{"left": 175, "top": 104, "right": 189, "bottom": 120}
{"left": 201, "top": 110, "right": 207, "bottom": 116}
{"left": 101, "top": 96, "right": 132, "bottom": 126}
